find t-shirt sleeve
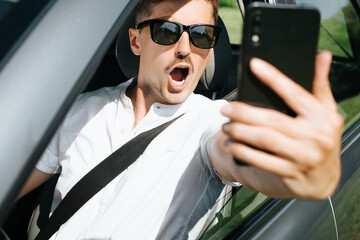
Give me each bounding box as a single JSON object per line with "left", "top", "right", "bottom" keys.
{"left": 36, "top": 130, "right": 61, "bottom": 174}
{"left": 34, "top": 87, "right": 117, "bottom": 174}
{"left": 200, "top": 124, "right": 241, "bottom": 187}
{"left": 200, "top": 100, "right": 241, "bottom": 187}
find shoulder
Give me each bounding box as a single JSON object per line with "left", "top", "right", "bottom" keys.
{"left": 187, "top": 93, "right": 228, "bottom": 108}
{"left": 62, "top": 80, "right": 130, "bottom": 130}
{"left": 179, "top": 94, "right": 229, "bottom": 131}
{"left": 66, "top": 88, "right": 114, "bottom": 123}
{"left": 75, "top": 84, "right": 123, "bottom": 111}
{"left": 185, "top": 93, "right": 228, "bottom": 115}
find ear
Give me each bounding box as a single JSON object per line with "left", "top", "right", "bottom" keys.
{"left": 129, "top": 28, "right": 141, "bottom": 56}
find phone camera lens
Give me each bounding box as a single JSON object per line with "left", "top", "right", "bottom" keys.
{"left": 254, "top": 15, "right": 261, "bottom": 22}
{"left": 251, "top": 34, "right": 260, "bottom": 44}
{"left": 253, "top": 26, "right": 261, "bottom": 34}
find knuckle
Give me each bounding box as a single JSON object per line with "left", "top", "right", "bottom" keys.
{"left": 332, "top": 112, "right": 344, "bottom": 130}
{"left": 324, "top": 111, "right": 344, "bottom": 133}
{"left": 289, "top": 169, "right": 304, "bottom": 180}
{"left": 315, "top": 133, "right": 335, "bottom": 153}
{"left": 311, "top": 113, "right": 343, "bottom": 153}
{"left": 302, "top": 149, "right": 323, "bottom": 168}
{"left": 322, "top": 137, "right": 336, "bottom": 152}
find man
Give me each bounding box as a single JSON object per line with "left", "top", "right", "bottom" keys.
{"left": 18, "top": 0, "right": 343, "bottom": 239}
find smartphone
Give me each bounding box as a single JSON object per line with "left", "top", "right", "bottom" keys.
{"left": 237, "top": 3, "right": 320, "bottom": 116}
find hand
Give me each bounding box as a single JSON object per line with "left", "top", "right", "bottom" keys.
{"left": 220, "top": 51, "right": 343, "bottom": 199}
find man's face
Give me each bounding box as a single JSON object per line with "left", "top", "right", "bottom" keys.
{"left": 133, "top": 0, "right": 215, "bottom": 105}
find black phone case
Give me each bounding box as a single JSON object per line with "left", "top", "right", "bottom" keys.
{"left": 237, "top": 3, "right": 320, "bottom": 116}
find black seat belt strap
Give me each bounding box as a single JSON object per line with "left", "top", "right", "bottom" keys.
{"left": 35, "top": 114, "right": 183, "bottom": 240}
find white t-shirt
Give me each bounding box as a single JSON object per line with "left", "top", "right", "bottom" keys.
{"left": 36, "top": 79, "right": 232, "bottom": 239}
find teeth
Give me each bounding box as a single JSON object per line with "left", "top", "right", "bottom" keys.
{"left": 173, "top": 79, "right": 185, "bottom": 85}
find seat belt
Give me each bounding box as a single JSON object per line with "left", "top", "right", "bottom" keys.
{"left": 34, "top": 114, "right": 183, "bottom": 240}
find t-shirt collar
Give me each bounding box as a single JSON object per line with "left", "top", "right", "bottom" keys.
{"left": 119, "top": 78, "right": 195, "bottom": 117}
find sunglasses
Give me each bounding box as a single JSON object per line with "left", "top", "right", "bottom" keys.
{"left": 135, "top": 19, "right": 221, "bottom": 49}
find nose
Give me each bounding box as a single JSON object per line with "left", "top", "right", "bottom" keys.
{"left": 174, "top": 31, "right": 191, "bottom": 59}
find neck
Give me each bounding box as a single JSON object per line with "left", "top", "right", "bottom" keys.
{"left": 126, "top": 78, "right": 154, "bottom": 129}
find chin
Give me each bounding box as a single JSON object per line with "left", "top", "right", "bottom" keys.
{"left": 164, "top": 92, "right": 191, "bottom": 105}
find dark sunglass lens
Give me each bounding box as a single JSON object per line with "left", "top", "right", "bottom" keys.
{"left": 190, "top": 26, "right": 217, "bottom": 48}
{"left": 152, "top": 21, "right": 180, "bottom": 45}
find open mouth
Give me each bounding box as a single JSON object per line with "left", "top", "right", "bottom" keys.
{"left": 170, "top": 67, "right": 189, "bottom": 83}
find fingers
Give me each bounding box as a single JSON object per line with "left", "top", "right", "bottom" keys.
{"left": 221, "top": 102, "right": 309, "bottom": 139}
{"left": 222, "top": 122, "right": 300, "bottom": 161}
{"left": 312, "top": 51, "right": 337, "bottom": 111}
{"left": 225, "top": 140, "right": 300, "bottom": 178}
{"left": 221, "top": 101, "right": 343, "bottom": 168}
{"left": 221, "top": 118, "right": 332, "bottom": 171}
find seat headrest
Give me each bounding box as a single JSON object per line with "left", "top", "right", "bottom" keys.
{"left": 196, "top": 17, "right": 232, "bottom": 92}
{"left": 115, "top": 9, "right": 139, "bottom": 79}
{"left": 115, "top": 13, "right": 232, "bottom": 93}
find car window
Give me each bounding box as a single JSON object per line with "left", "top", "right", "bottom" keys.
{"left": 306, "top": 155, "right": 360, "bottom": 239}
{"left": 327, "top": 1, "right": 360, "bottom": 133}
{"left": 297, "top": 0, "right": 360, "bottom": 132}
{"left": 299, "top": 0, "right": 357, "bottom": 59}
{"left": 198, "top": 187, "right": 270, "bottom": 239}
{"left": 219, "top": 0, "right": 243, "bottom": 45}
{"left": 200, "top": 1, "right": 360, "bottom": 239}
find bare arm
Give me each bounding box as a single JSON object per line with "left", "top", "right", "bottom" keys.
{"left": 16, "top": 169, "right": 54, "bottom": 200}
{"left": 210, "top": 51, "right": 343, "bottom": 200}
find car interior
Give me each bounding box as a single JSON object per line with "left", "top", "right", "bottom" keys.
{"left": 1, "top": 4, "right": 237, "bottom": 240}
